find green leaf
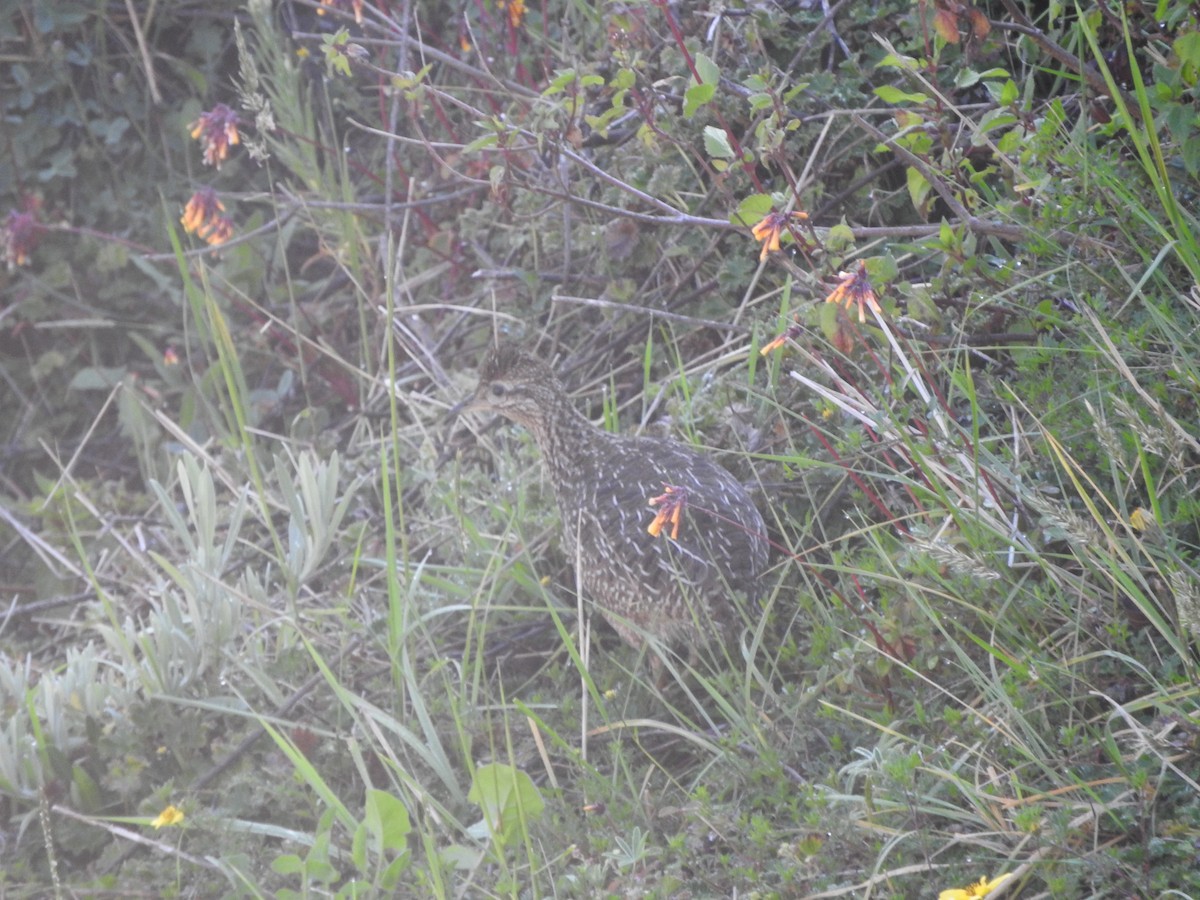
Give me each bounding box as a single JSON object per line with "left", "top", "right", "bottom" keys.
{"left": 543, "top": 68, "right": 579, "bottom": 95}
{"left": 826, "top": 223, "right": 856, "bottom": 251}
{"left": 467, "top": 763, "right": 545, "bottom": 849}
{"left": 783, "top": 82, "right": 809, "bottom": 102}
{"left": 997, "top": 129, "right": 1021, "bottom": 154}
{"left": 695, "top": 52, "right": 719, "bottom": 86}
{"left": 391, "top": 63, "right": 432, "bottom": 90}
{"left": 72, "top": 765, "right": 102, "bottom": 810}
{"left": 684, "top": 82, "right": 715, "bottom": 118}
{"left": 272, "top": 854, "right": 304, "bottom": 876}
{"left": 906, "top": 166, "right": 931, "bottom": 213}
{"left": 441, "top": 844, "right": 484, "bottom": 870}
{"left": 321, "top": 29, "right": 354, "bottom": 78}
{"left": 864, "top": 255, "right": 899, "bottom": 282}
{"left": 703, "top": 125, "right": 735, "bottom": 158}
{"left": 874, "top": 85, "right": 927, "bottom": 105}
{"left": 612, "top": 68, "right": 635, "bottom": 90}
{"left": 1174, "top": 31, "right": 1200, "bottom": 70}
{"left": 463, "top": 132, "right": 499, "bottom": 154}
{"left": 876, "top": 52, "right": 918, "bottom": 71}
{"left": 955, "top": 67, "right": 1010, "bottom": 89}
{"left": 975, "top": 108, "right": 1019, "bottom": 138}
{"left": 380, "top": 858, "right": 408, "bottom": 890}
{"left": 69, "top": 366, "right": 128, "bottom": 391}
{"left": 732, "top": 193, "right": 774, "bottom": 227}
{"left": 818, "top": 299, "right": 842, "bottom": 343}
{"left": 1182, "top": 135, "right": 1200, "bottom": 178}
{"left": 352, "top": 821, "right": 367, "bottom": 873}
{"left": 1164, "top": 101, "right": 1191, "bottom": 141}
{"left": 364, "top": 789, "right": 412, "bottom": 855}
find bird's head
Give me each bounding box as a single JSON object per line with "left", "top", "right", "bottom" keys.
{"left": 465, "top": 345, "right": 563, "bottom": 431}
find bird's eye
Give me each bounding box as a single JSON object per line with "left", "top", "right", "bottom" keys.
{"left": 490, "top": 383, "right": 507, "bottom": 398}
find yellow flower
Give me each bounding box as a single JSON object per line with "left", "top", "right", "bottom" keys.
{"left": 939, "top": 872, "right": 1012, "bottom": 900}
{"left": 1129, "top": 507, "right": 1152, "bottom": 531}
{"left": 824, "top": 261, "right": 880, "bottom": 323}
{"left": 150, "top": 804, "right": 185, "bottom": 829}
{"left": 750, "top": 210, "right": 808, "bottom": 261}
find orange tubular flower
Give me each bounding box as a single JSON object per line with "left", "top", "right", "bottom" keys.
{"left": 498, "top": 0, "right": 526, "bottom": 28}
{"left": 203, "top": 215, "right": 235, "bottom": 246}
{"left": 647, "top": 484, "right": 689, "bottom": 541}
{"left": 181, "top": 188, "right": 234, "bottom": 246}
{"left": 824, "top": 261, "right": 880, "bottom": 323}
{"left": 751, "top": 210, "right": 808, "bottom": 261}
{"left": 189, "top": 103, "right": 241, "bottom": 168}
{"left": 316, "top": 0, "right": 364, "bottom": 23}
{"left": 760, "top": 322, "right": 803, "bottom": 356}
{"left": 181, "top": 188, "right": 223, "bottom": 233}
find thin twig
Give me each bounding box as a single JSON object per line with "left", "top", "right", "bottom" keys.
{"left": 123, "top": 0, "right": 162, "bottom": 104}
{"left": 56, "top": 804, "right": 220, "bottom": 872}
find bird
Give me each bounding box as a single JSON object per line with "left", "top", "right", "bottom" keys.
{"left": 465, "top": 344, "right": 769, "bottom": 670}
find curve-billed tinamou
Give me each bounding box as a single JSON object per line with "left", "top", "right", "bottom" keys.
{"left": 467, "top": 346, "right": 769, "bottom": 673}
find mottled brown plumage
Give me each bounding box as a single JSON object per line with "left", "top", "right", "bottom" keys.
{"left": 467, "top": 346, "right": 768, "bottom": 661}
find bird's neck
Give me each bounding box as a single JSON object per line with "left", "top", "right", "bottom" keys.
{"left": 530, "top": 402, "right": 615, "bottom": 485}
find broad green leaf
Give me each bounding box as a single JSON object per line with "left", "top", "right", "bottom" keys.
{"left": 703, "top": 125, "right": 734, "bottom": 158}
{"left": 825, "top": 223, "right": 856, "bottom": 251}
{"left": 69, "top": 366, "right": 128, "bottom": 391}
{"left": 543, "top": 68, "right": 578, "bottom": 95}
{"left": 906, "top": 166, "right": 931, "bottom": 213}
{"left": 467, "top": 763, "right": 545, "bottom": 849}
{"left": 874, "top": 85, "right": 927, "bottom": 105}
{"left": 876, "top": 52, "right": 918, "bottom": 71}
{"left": 684, "top": 82, "right": 715, "bottom": 118}
{"left": 864, "top": 255, "right": 899, "bottom": 282}
{"left": 695, "top": 52, "right": 719, "bottom": 86}
{"left": 732, "top": 193, "right": 774, "bottom": 226}
{"left": 364, "top": 789, "right": 412, "bottom": 855}
{"left": 612, "top": 68, "right": 635, "bottom": 89}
